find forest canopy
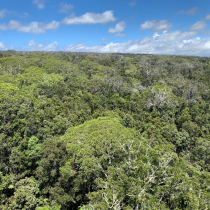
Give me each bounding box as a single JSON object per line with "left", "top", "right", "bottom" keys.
{"left": 1, "top": 50, "right": 210, "bottom": 209}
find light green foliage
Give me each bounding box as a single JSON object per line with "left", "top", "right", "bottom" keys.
{"left": 0, "top": 81, "right": 20, "bottom": 103}
{"left": 177, "top": 107, "right": 192, "bottom": 126}
{"left": 60, "top": 116, "right": 135, "bottom": 204}
{"left": 79, "top": 205, "right": 91, "bottom": 210}
{"left": 40, "top": 57, "right": 72, "bottom": 74}
{"left": 17, "top": 66, "right": 63, "bottom": 88}
{"left": 25, "top": 136, "right": 42, "bottom": 166}
{"left": 4, "top": 177, "right": 41, "bottom": 210}
{"left": 36, "top": 204, "right": 61, "bottom": 210}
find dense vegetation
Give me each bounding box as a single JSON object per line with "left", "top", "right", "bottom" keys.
{"left": 1, "top": 50, "right": 210, "bottom": 209}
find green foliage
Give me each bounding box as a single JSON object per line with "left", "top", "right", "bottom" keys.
{"left": 79, "top": 205, "right": 91, "bottom": 210}
{"left": 1, "top": 51, "right": 210, "bottom": 209}
{"left": 3, "top": 177, "right": 41, "bottom": 210}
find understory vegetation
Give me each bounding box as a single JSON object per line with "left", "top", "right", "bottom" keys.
{"left": 1, "top": 50, "right": 210, "bottom": 209}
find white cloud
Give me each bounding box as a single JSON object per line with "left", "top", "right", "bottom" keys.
{"left": 108, "top": 21, "right": 126, "bottom": 33}
{"left": 60, "top": 27, "right": 210, "bottom": 56}
{"left": 33, "top": 0, "right": 46, "bottom": 9}
{"left": 8, "top": 20, "right": 21, "bottom": 29}
{"left": 0, "top": 20, "right": 59, "bottom": 34}
{"left": 205, "top": 13, "right": 210, "bottom": 20}
{"left": 3, "top": 31, "right": 210, "bottom": 56}
{"left": 45, "top": 21, "right": 60, "bottom": 30}
{"left": 0, "top": 42, "right": 6, "bottom": 48}
{"left": 0, "top": 9, "right": 8, "bottom": 18}
{"left": 177, "top": 7, "right": 200, "bottom": 15}
{"left": 155, "top": 30, "right": 198, "bottom": 42}
{"left": 100, "top": 37, "right": 110, "bottom": 42}
{"left": 18, "top": 22, "right": 46, "bottom": 34}
{"left": 43, "top": 41, "right": 58, "bottom": 51}
{"left": 188, "top": 21, "right": 208, "bottom": 31}
{"left": 183, "top": 39, "right": 192, "bottom": 43}
{"left": 26, "top": 40, "right": 59, "bottom": 51}
{"left": 0, "top": 20, "right": 20, "bottom": 30}
{"left": 153, "top": 32, "right": 160, "bottom": 40}
{"left": 0, "top": 9, "right": 28, "bottom": 19}
{"left": 140, "top": 19, "right": 172, "bottom": 32}
{"left": 59, "top": 3, "right": 74, "bottom": 14}
{"left": 129, "top": 0, "right": 136, "bottom": 6}
{"left": 114, "top": 33, "right": 128, "bottom": 37}
{"left": 61, "top": 36, "right": 210, "bottom": 56}
{"left": 62, "top": 11, "right": 117, "bottom": 25}
{"left": 28, "top": 40, "right": 36, "bottom": 47}
{"left": 0, "top": 24, "right": 7, "bottom": 30}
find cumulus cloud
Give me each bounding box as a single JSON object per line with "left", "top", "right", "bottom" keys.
{"left": 62, "top": 11, "right": 117, "bottom": 25}
{"left": 45, "top": 21, "right": 60, "bottom": 30}
{"left": 115, "top": 33, "right": 128, "bottom": 37}
{"left": 59, "top": 2, "right": 74, "bottom": 14}
{"left": 205, "top": 13, "right": 210, "bottom": 20}
{"left": 8, "top": 20, "right": 21, "bottom": 29}
{"left": 26, "top": 40, "right": 59, "bottom": 51}
{"left": 33, "top": 0, "right": 46, "bottom": 9}
{"left": 188, "top": 21, "right": 208, "bottom": 31}
{"left": 177, "top": 7, "right": 200, "bottom": 15}
{"left": 0, "top": 20, "right": 20, "bottom": 30}
{"left": 28, "top": 40, "right": 36, "bottom": 47}
{"left": 155, "top": 30, "right": 198, "bottom": 42}
{"left": 108, "top": 21, "right": 126, "bottom": 33}
{"left": 0, "top": 42, "right": 6, "bottom": 48}
{"left": 0, "top": 20, "right": 60, "bottom": 34}
{"left": 18, "top": 22, "right": 46, "bottom": 34}
{"left": 140, "top": 19, "right": 172, "bottom": 32}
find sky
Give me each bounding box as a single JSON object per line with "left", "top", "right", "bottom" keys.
{"left": 0, "top": 0, "right": 210, "bottom": 56}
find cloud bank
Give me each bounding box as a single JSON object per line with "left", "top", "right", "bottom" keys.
{"left": 5, "top": 30, "right": 209, "bottom": 56}
{"left": 61, "top": 36, "right": 210, "bottom": 56}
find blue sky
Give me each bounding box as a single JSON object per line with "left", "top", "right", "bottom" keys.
{"left": 0, "top": 0, "right": 210, "bottom": 56}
